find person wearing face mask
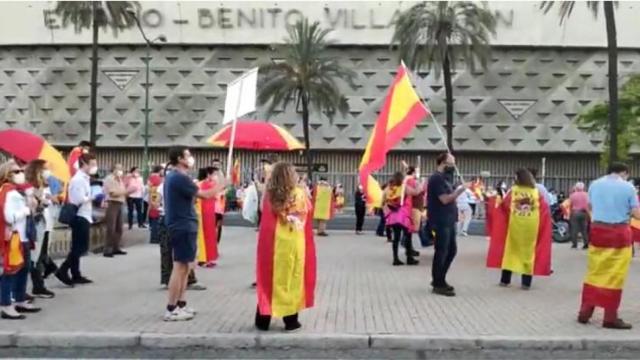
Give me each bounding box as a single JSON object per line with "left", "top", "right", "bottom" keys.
{"left": 427, "top": 153, "right": 469, "bottom": 297}
{"left": 210, "top": 159, "right": 226, "bottom": 245}
{"left": 162, "top": 146, "right": 226, "bottom": 321}
{"left": 55, "top": 153, "right": 98, "bottom": 287}
{"left": 354, "top": 184, "right": 366, "bottom": 235}
{"left": 577, "top": 163, "right": 640, "bottom": 330}
{"left": 25, "top": 160, "right": 57, "bottom": 299}
{"left": 147, "top": 165, "right": 164, "bottom": 245}
{"left": 0, "top": 160, "right": 41, "bottom": 319}
{"left": 102, "top": 163, "right": 130, "bottom": 258}
{"left": 125, "top": 167, "right": 146, "bottom": 230}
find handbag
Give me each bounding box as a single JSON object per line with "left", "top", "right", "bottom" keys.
{"left": 2, "top": 232, "right": 24, "bottom": 275}
{"left": 58, "top": 203, "right": 78, "bottom": 225}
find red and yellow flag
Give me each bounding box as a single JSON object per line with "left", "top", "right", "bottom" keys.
{"left": 487, "top": 186, "right": 552, "bottom": 276}
{"left": 196, "top": 180, "right": 218, "bottom": 264}
{"left": 0, "top": 183, "right": 24, "bottom": 275}
{"left": 231, "top": 159, "right": 241, "bottom": 186}
{"left": 582, "top": 223, "right": 632, "bottom": 311}
{"left": 256, "top": 187, "right": 316, "bottom": 317}
{"left": 312, "top": 183, "right": 334, "bottom": 221}
{"left": 358, "top": 64, "right": 429, "bottom": 207}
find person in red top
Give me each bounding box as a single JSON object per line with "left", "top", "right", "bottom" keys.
{"left": 147, "top": 165, "right": 164, "bottom": 244}
{"left": 569, "top": 182, "right": 590, "bottom": 249}
{"left": 67, "top": 141, "right": 91, "bottom": 177}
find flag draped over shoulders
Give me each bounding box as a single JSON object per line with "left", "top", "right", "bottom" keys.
{"left": 582, "top": 223, "right": 632, "bottom": 311}
{"left": 487, "top": 185, "right": 552, "bottom": 276}
{"left": 256, "top": 187, "right": 316, "bottom": 318}
{"left": 358, "top": 64, "right": 429, "bottom": 209}
{"left": 196, "top": 180, "right": 218, "bottom": 263}
{"left": 312, "top": 183, "right": 333, "bottom": 221}
{"left": 67, "top": 146, "right": 83, "bottom": 177}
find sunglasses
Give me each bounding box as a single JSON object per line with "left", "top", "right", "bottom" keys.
{"left": 11, "top": 169, "right": 24, "bottom": 174}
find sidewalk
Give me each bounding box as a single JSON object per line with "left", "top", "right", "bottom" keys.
{"left": 2, "top": 227, "right": 640, "bottom": 352}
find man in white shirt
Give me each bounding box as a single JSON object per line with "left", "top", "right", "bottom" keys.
{"left": 456, "top": 188, "right": 474, "bottom": 236}
{"left": 55, "top": 153, "right": 98, "bottom": 287}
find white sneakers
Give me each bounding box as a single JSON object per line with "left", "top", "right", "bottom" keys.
{"left": 163, "top": 307, "right": 195, "bottom": 322}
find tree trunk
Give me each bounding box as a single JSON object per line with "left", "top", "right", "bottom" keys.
{"left": 604, "top": 2, "right": 618, "bottom": 165}
{"left": 89, "top": 2, "right": 99, "bottom": 147}
{"left": 301, "top": 92, "right": 313, "bottom": 182}
{"left": 442, "top": 50, "right": 454, "bottom": 153}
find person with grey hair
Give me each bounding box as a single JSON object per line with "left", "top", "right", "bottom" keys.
{"left": 569, "top": 181, "right": 590, "bottom": 249}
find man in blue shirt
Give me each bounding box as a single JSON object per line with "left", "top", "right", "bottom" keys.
{"left": 578, "top": 163, "right": 640, "bottom": 330}
{"left": 163, "top": 146, "right": 225, "bottom": 322}
{"left": 427, "top": 153, "right": 469, "bottom": 297}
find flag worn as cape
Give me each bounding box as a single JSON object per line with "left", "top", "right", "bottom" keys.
{"left": 582, "top": 223, "right": 632, "bottom": 311}
{"left": 231, "top": 159, "right": 241, "bottom": 186}
{"left": 196, "top": 180, "right": 218, "bottom": 263}
{"left": 256, "top": 187, "right": 316, "bottom": 317}
{"left": 312, "top": 183, "right": 334, "bottom": 221}
{"left": 67, "top": 146, "right": 83, "bottom": 177}
{"left": 0, "top": 183, "right": 24, "bottom": 274}
{"left": 487, "top": 185, "right": 552, "bottom": 276}
{"left": 358, "top": 64, "right": 429, "bottom": 208}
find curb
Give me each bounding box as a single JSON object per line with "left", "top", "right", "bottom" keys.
{"left": 4, "top": 332, "right": 640, "bottom": 351}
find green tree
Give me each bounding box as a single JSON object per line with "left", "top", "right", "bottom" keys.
{"left": 577, "top": 74, "right": 640, "bottom": 165}
{"left": 54, "top": 1, "right": 140, "bottom": 147}
{"left": 541, "top": 1, "right": 619, "bottom": 165}
{"left": 258, "top": 19, "right": 357, "bottom": 181}
{"left": 391, "top": 2, "right": 505, "bottom": 152}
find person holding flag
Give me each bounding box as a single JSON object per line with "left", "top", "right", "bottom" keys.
{"left": 384, "top": 171, "right": 420, "bottom": 266}
{"left": 211, "top": 159, "right": 226, "bottom": 245}
{"left": 66, "top": 141, "right": 91, "bottom": 177}
{"left": 486, "top": 168, "right": 552, "bottom": 290}
{"left": 312, "top": 177, "right": 334, "bottom": 236}
{"left": 577, "top": 163, "right": 640, "bottom": 330}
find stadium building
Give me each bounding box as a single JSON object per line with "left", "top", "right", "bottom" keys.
{"left": 1, "top": 1, "right": 639, "bottom": 194}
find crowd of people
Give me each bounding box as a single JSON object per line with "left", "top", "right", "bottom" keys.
{"left": 2, "top": 140, "right": 640, "bottom": 331}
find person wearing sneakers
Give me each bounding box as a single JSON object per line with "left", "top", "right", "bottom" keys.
{"left": 163, "top": 146, "right": 225, "bottom": 321}
{"left": 0, "top": 160, "right": 41, "bottom": 319}
{"left": 428, "top": 153, "right": 469, "bottom": 297}
{"left": 55, "top": 153, "right": 97, "bottom": 287}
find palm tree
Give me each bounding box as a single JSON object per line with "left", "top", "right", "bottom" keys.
{"left": 258, "top": 19, "right": 357, "bottom": 180}
{"left": 391, "top": 2, "right": 504, "bottom": 152}
{"left": 54, "top": 1, "right": 140, "bottom": 147}
{"left": 541, "top": 1, "right": 619, "bottom": 165}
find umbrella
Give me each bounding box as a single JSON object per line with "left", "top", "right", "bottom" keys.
{"left": 207, "top": 121, "right": 304, "bottom": 151}
{"left": 0, "top": 129, "right": 70, "bottom": 183}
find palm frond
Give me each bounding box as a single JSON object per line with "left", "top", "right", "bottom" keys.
{"left": 54, "top": 1, "right": 139, "bottom": 35}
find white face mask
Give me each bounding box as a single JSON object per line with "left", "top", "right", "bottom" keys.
{"left": 13, "top": 173, "right": 25, "bottom": 185}
{"left": 115, "top": 170, "right": 123, "bottom": 177}
{"left": 89, "top": 166, "right": 98, "bottom": 175}
{"left": 187, "top": 156, "right": 195, "bottom": 168}
{"left": 42, "top": 170, "right": 52, "bottom": 179}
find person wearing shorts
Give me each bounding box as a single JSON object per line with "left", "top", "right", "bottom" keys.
{"left": 162, "top": 146, "right": 225, "bottom": 321}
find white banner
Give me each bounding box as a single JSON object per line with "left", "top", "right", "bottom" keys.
{"left": 223, "top": 67, "right": 258, "bottom": 124}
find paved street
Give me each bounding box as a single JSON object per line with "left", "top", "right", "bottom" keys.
{"left": 3, "top": 226, "right": 640, "bottom": 338}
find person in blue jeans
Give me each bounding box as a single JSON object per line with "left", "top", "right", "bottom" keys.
{"left": 0, "top": 160, "right": 41, "bottom": 319}
{"left": 427, "top": 153, "right": 469, "bottom": 297}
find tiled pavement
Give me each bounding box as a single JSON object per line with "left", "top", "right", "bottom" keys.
{"left": 4, "top": 226, "right": 640, "bottom": 338}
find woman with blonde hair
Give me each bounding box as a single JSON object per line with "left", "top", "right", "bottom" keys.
{"left": 0, "top": 160, "right": 41, "bottom": 319}
{"left": 255, "top": 162, "right": 316, "bottom": 332}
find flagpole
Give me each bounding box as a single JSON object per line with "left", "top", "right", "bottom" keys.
{"left": 226, "top": 80, "right": 244, "bottom": 179}
{"left": 403, "top": 63, "right": 465, "bottom": 183}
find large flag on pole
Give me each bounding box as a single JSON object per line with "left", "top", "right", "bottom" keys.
{"left": 358, "top": 64, "right": 430, "bottom": 207}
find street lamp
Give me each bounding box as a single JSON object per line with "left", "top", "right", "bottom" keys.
{"left": 129, "top": 10, "right": 167, "bottom": 180}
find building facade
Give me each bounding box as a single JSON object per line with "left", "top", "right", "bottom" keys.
{"left": 1, "top": 2, "right": 640, "bottom": 194}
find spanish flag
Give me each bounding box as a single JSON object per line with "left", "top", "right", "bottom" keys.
{"left": 231, "top": 159, "right": 241, "bottom": 186}
{"left": 196, "top": 180, "right": 218, "bottom": 264}
{"left": 631, "top": 218, "right": 640, "bottom": 242}
{"left": 67, "top": 146, "right": 83, "bottom": 177}
{"left": 312, "top": 182, "right": 334, "bottom": 221}
{"left": 256, "top": 187, "right": 316, "bottom": 317}
{"left": 487, "top": 186, "right": 552, "bottom": 276}
{"left": 582, "top": 223, "right": 632, "bottom": 311}
{"left": 358, "top": 64, "right": 429, "bottom": 208}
